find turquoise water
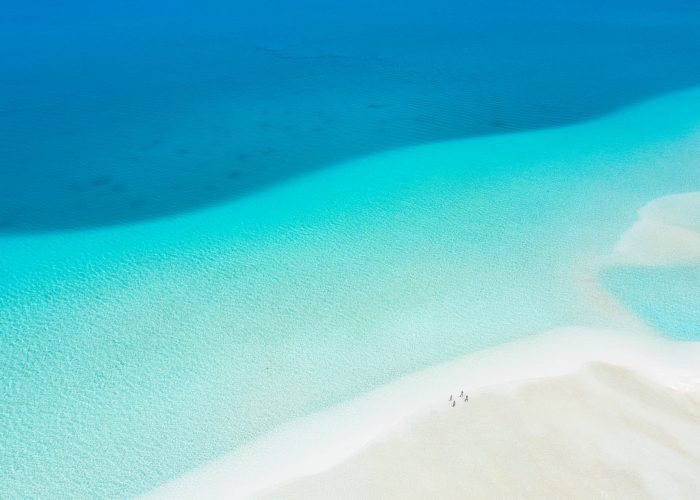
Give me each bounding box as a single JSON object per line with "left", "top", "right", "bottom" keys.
{"left": 602, "top": 266, "right": 700, "bottom": 341}
{"left": 2, "top": 86, "right": 700, "bottom": 497}
{"left": 3, "top": 1, "right": 700, "bottom": 496}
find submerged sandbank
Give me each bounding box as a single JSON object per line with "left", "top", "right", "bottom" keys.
{"left": 610, "top": 192, "right": 700, "bottom": 266}
{"left": 144, "top": 328, "right": 700, "bottom": 499}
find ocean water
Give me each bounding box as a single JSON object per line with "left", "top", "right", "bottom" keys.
{"left": 2, "top": 1, "right": 700, "bottom": 498}
{"left": 2, "top": 86, "right": 700, "bottom": 497}
{"left": 601, "top": 266, "right": 700, "bottom": 341}
{"left": 2, "top": 0, "right": 700, "bottom": 232}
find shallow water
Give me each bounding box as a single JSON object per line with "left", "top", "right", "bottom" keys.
{"left": 602, "top": 266, "right": 700, "bottom": 341}
{"left": 1, "top": 84, "right": 699, "bottom": 497}
{"left": 3, "top": 0, "right": 700, "bottom": 231}
{"left": 3, "top": 1, "right": 700, "bottom": 497}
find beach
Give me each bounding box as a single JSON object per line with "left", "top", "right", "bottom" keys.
{"left": 145, "top": 85, "right": 700, "bottom": 498}
{"left": 144, "top": 112, "right": 700, "bottom": 498}
{"left": 262, "top": 361, "right": 700, "bottom": 500}
{"left": 146, "top": 328, "right": 700, "bottom": 499}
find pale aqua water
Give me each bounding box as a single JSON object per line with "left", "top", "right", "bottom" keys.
{"left": 1, "top": 87, "right": 699, "bottom": 497}
{"left": 602, "top": 266, "right": 700, "bottom": 341}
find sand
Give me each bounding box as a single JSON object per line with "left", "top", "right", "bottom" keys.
{"left": 252, "top": 194, "right": 700, "bottom": 500}
{"left": 262, "top": 362, "right": 700, "bottom": 500}
{"left": 142, "top": 187, "right": 700, "bottom": 500}
{"left": 144, "top": 328, "right": 700, "bottom": 499}
{"left": 611, "top": 192, "right": 700, "bottom": 266}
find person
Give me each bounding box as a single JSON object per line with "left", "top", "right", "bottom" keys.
{"left": 465, "top": 395, "right": 469, "bottom": 402}
{"left": 451, "top": 400, "right": 456, "bottom": 408}
{"left": 449, "top": 394, "right": 453, "bottom": 401}
{"left": 460, "top": 390, "right": 464, "bottom": 397}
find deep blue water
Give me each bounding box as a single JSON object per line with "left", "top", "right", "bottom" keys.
{"left": 2, "top": 3, "right": 700, "bottom": 497}
{"left": 3, "top": 0, "right": 700, "bottom": 232}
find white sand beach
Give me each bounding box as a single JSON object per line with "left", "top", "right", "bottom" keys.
{"left": 262, "top": 361, "right": 700, "bottom": 500}
{"left": 145, "top": 188, "right": 700, "bottom": 499}
{"left": 139, "top": 175, "right": 700, "bottom": 500}
{"left": 144, "top": 327, "right": 700, "bottom": 500}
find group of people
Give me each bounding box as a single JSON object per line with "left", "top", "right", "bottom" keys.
{"left": 448, "top": 390, "right": 469, "bottom": 407}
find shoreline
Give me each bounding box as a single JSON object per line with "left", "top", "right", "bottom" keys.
{"left": 143, "top": 326, "right": 700, "bottom": 499}
{"left": 263, "top": 359, "right": 700, "bottom": 499}
{"left": 141, "top": 164, "right": 700, "bottom": 499}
